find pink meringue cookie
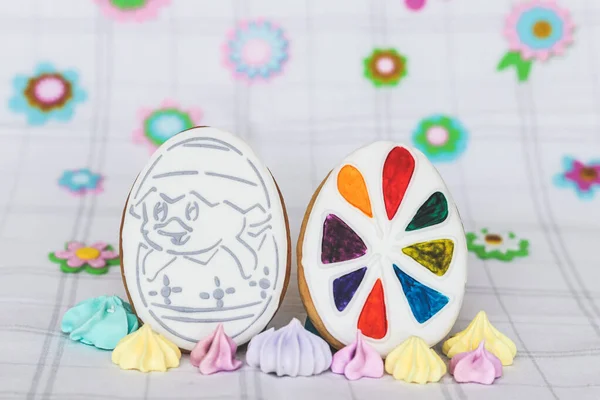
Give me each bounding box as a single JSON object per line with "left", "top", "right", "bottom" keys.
{"left": 331, "top": 330, "right": 384, "bottom": 380}
{"left": 190, "top": 324, "right": 242, "bottom": 375}
{"left": 449, "top": 340, "right": 502, "bottom": 385}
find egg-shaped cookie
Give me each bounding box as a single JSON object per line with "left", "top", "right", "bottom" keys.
{"left": 298, "top": 142, "right": 467, "bottom": 357}
{"left": 120, "top": 127, "right": 291, "bottom": 351}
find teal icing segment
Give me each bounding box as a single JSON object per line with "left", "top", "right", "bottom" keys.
{"left": 61, "top": 296, "right": 139, "bottom": 350}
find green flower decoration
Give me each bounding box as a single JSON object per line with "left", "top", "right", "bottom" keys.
{"left": 49, "top": 241, "right": 120, "bottom": 274}
{"left": 134, "top": 100, "right": 202, "bottom": 151}
{"left": 412, "top": 115, "right": 468, "bottom": 163}
{"left": 364, "top": 48, "right": 407, "bottom": 87}
{"left": 466, "top": 229, "right": 529, "bottom": 262}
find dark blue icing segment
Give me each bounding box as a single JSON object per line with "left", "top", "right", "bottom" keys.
{"left": 332, "top": 267, "right": 367, "bottom": 312}
{"left": 392, "top": 264, "right": 449, "bottom": 324}
{"left": 321, "top": 214, "right": 367, "bottom": 264}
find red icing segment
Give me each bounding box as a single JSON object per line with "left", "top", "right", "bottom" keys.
{"left": 382, "top": 146, "right": 415, "bottom": 220}
{"left": 357, "top": 279, "right": 387, "bottom": 339}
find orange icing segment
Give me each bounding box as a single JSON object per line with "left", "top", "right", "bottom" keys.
{"left": 337, "top": 165, "right": 373, "bottom": 218}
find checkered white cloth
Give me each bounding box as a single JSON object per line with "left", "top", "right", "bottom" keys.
{"left": 0, "top": 0, "right": 599, "bottom": 399}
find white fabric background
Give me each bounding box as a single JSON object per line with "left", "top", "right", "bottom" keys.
{"left": 0, "top": 0, "right": 599, "bottom": 399}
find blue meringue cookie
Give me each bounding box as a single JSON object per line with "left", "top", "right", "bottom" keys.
{"left": 61, "top": 295, "right": 139, "bottom": 350}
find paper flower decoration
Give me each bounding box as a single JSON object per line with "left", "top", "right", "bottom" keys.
{"left": 412, "top": 115, "right": 468, "bottom": 162}
{"left": 94, "top": 0, "right": 170, "bottom": 22}
{"left": 498, "top": 0, "right": 574, "bottom": 82}
{"left": 134, "top": 99, "right": 201, "bottom": 151}
{"left": 190, "top": 324, "right": 242, "bottom": 375}
{"left": 112, "top": 324, "right": 181, "bottom": 372}
{"left": 58, "top": 168, "right": 103, "bottom": 195}
{"left": 443, "top": 311, "right": 517, "bottom": 366}
{"left": 384, "top": 336, "right": 447, "bottom": 384}
{"left": 331, "top": 330, "right": 383, "bottom": 380}
{"left": 364, "top": 49, "right": 407, "bottom": 87}
{"left": 553, "top": 156, "right": 600, "bottom": 200}
{"left": 467, "top": 228, "right": 529, "bottom": 262}
{"left": 449, "top": 340, "right": 503, "bottom": 385}
{"left": 246, "top": 318, "right": 332, "bottom": 377}
{"left": 49, "top": 241, "right": 119, "bottom": 274}
{"left": 8, "top": 63, "right": 87, "bottom": 125}
{"left": 61, "top": 296, "right": 139, "bottom": 350}
{"left": 405, "top": 0, "right": 427, "bottom": 11}
{"left": 224, "top": 20, "right": 289, "bottom": 82}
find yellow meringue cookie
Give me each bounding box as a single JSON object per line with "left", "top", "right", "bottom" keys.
{"left": 384, "top": 336, "right": 447, "bottom": 384}
{"left": 112, "top": 324, "right": 181, "bottom": 372}
{"left": 442, "top": 310, "right": 517, "bottom": 366}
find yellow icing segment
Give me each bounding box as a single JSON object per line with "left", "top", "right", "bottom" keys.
{"left": 401, "top": 239, "right": 454, "bottom": 276}
{"left": 337, "top": 165, "right": 373, "bottom": 218}
{"left": 442, "top": 310, "right": 517, "bottom": 366}
{"left": 111, "top": 324, "right": 181, "bottom": 372}
{"left": 384, "top": 336, "right": 447, "bottom": 384}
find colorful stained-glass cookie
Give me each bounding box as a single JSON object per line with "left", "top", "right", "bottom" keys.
{"left": 120, "top": 127, "right": 291, "bottom": 351}
{"left": 298, "top": 142, "right": 467, "bottom": 357}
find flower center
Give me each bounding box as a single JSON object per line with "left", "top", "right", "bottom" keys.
{"left": 34, "top": 76, "right": 66, "bottom": 103}
{"left": 484, "top": 234, "right": 503, "bottom": 245}
{"left": 75, "top": 247, "right": 101, "bottom": 260}
{"left": 425, "top": 126, "right": 449, "bottom": 146}
{"left": 242, "top": 39, "right": 272, "bottom": 67}
{"left": 533, "top": 20, "right": 552, "bottom": 39}
{"left": 71, "top": 173, "right": 90, "bottom": 185}
{"left": 376, "top": 56, "right": 396, "bottom": 75}
{"left": 580, "top": 167, "right": 598, "bottom": 181}
{"left": 110, "top": 0, "right": 147, "bottom": 10}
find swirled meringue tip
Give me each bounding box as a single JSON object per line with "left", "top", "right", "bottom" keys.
{"left": 190, "top": 323, "right": 242, "bottom": 375}
{"left": 331, "top": 330, "right": 383, "bottom": 380}
{"left": 246, "top": 318, "right": 332, "bottom": 377}
{"left": 384, "top": 336, "right": 447, "bottom": 384}
{"left": 111, "top": 324, "right": 181, "bottom": 372}
{"left": 442, "top": 310, "right": 517, "bottom": 366}
{"left": 450, "top": 341, "right": 502, "bottom": 385}
{"left": 61, "top": 295, "right": 138, "bottom": 350}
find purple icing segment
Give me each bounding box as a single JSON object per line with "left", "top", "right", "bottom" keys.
{"left": 333, "top": 267, "right": 367, "bottom": 311}
{"left": 321, "top": 214, "right": 367, "bottom": 264}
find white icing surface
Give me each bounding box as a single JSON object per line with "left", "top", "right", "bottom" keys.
{"left": 122, "top": 127, "right": 289, "bottom": 351}
{"left": 300, "top": 141, "right": 467, "bottom": 357}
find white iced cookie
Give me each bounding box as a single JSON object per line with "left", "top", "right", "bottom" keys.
{"left": 120, "top": 127, "right": 290, "bottom": 351}
{"left": 298, "top": 142, "right": 467, "bottom": 357}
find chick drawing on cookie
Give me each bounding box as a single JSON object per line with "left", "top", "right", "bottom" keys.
{"left": 124, "top": 131, "right": 284, "bottom": 348}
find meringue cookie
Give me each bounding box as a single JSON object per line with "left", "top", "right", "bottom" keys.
{"left": 246, "top": 318, "right": 332, "bottom": 377}
{"left": 190, "top": 323, "right": 242, "bottom": 375}
{"left": 61, "top": 295, "right": 138, "bottom": 350}
{"left": 384, "top": 336, "right": 447, "bottom": 384}
{"left": 112, "top": 324, "right": 181, "bottom": 372}
{"left": 331, "top": 330, "right": 383, "bottom": 380}
{"left": 450, "top": 341, "right": 502, "bottom": 385}
{"left": 442, "top": 310, "right": 517, "bottom": 366}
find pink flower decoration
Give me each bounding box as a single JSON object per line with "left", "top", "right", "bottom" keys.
{"left": 504, "top": 0, "right": 574, "bottom": 62}
{"left": 554, "top": 156, "right": 600, "bottom": 199}
{"left": 94, "top": 0, "right": 171, "bottom": 23}
{"left": 50, "top": 241, "right": 120, "bottom": 274}
{"left": 133, "top": 99, "right": 202, "bottom": 152}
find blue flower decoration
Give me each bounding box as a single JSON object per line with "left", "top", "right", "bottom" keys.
{"left": 225, "top": 20, "right": 289, "bottom": 81}
{"left": 553, "top": 156, "right": 600, "bottom": 200}
{"left": 62, "top": 296, "right": 139, "bottom": 350}
{"left": 8, "top": 62, "right": 87, "bottom": 125}
{"left": 411, "top": 115, "right": 469, "bottom": 163}
{"left": 58, "top": 168, "right": 103, "bottom": 195}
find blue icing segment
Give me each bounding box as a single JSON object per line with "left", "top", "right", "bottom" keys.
{"left": 392, "top": 264, "right": 449, "bottom": 324}
{"left": 61, "top": 295, "right": 139, "bottom": 350}
{"left": 332, "top": 267, "right": 367, "bottom": 312}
